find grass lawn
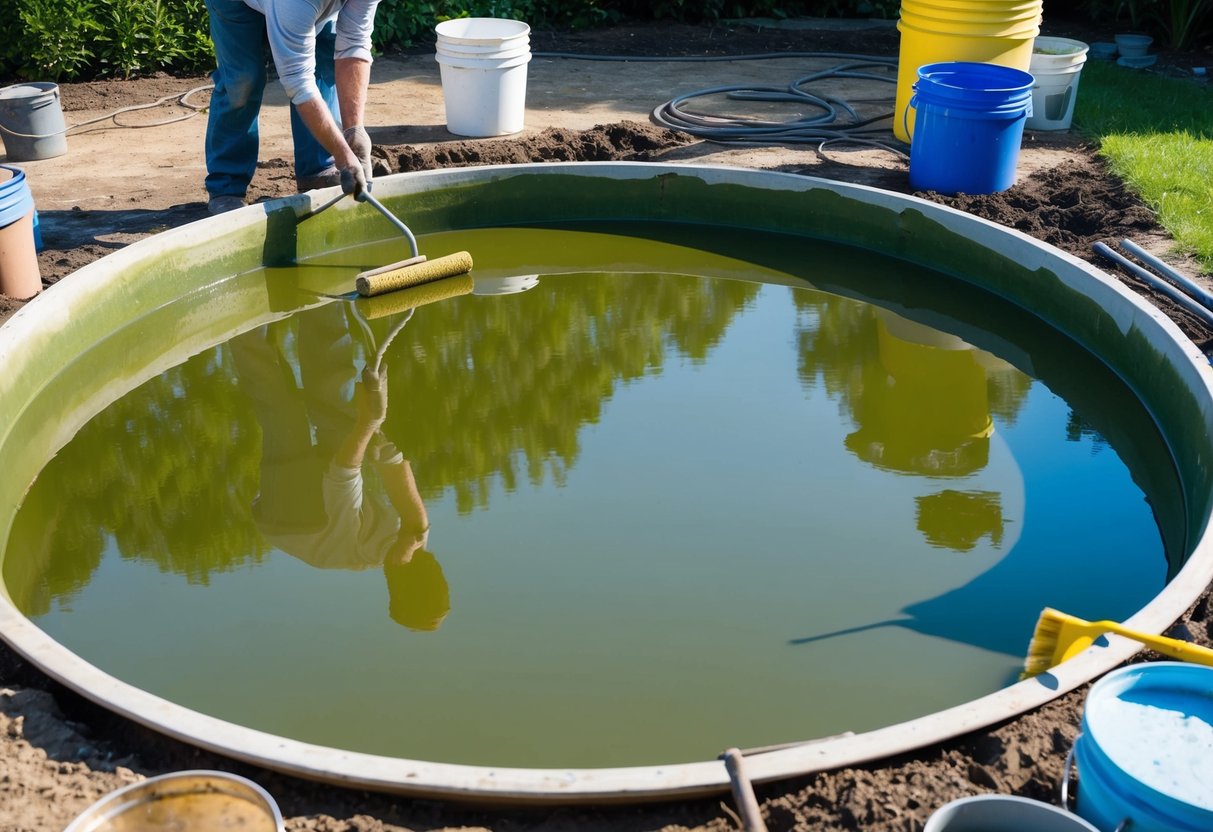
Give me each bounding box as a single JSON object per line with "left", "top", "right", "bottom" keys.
{"left": 1073, "top": 60, "right": 1213, "bottom": 272}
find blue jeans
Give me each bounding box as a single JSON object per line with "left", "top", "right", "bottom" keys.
{"left": 204, "top": 0, "right": 340, "bottom": 198}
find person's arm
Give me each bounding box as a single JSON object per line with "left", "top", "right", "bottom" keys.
{"left": 336, "top": 56, "right": 370, "bottom": 132}
{"left": 294, "top": 87, "right": 362, "bottom": 176}
{"left": 333, "top": 367, "right": 387, "bottom": 468}
{"left": 264, "top": 1, "right": 376, "bottom": 193}
{"left": 380, "top": 456, "right": 429, "bottom": 536}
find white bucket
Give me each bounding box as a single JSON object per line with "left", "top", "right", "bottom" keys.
{"left": 925, "top": 795, "right": 1100, "bottom": 832}
{"left": 435, "top": 51, "right": 531, "bottom": 137}
{"left": 1027, "top": 37, "right": 1088, "bottom": 131}
{"left": 434, "top": 18, "right": 532, "bottom": 137}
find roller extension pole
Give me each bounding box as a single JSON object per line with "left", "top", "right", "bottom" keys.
{"left": 357, "top": 191, "right": 419, "bottom": 259}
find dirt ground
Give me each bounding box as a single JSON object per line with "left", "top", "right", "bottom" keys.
{"left": 3, "top": 16, "right": 1213, "bottom": 832}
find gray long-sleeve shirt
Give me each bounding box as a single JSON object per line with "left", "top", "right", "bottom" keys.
{"left": 242, "top": 0, "right": 380, "bottom": 105}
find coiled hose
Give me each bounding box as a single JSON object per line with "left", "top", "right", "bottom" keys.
{"left": 533, "top": 50, "right": 906, "bottom": 159}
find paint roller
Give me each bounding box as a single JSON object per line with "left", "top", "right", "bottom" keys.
{"left": 356, "top": 251, "right": 474, "bottom": 298}
{"left": 301, "top": 189, "right": 474, "bottom": 298}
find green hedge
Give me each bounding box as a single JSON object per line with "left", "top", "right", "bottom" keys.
{"left": 0, "top": 0, "right": 902, "bottom": 82}
{"left": 1, "top": 0, "right": 212, "bottom": 81}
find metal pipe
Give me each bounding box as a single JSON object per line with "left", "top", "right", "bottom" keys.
{"left": 1119, "top": 239, "right": 1213, "bottom": 312}
{"left": 1093, "top": 242, "right": 1213, "bottom": 329}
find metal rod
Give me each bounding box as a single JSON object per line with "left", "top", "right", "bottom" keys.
{"left": 358, "top": 191, "right": 420, "bottom": 259}
{"left": 1093, "top": 242, "right": 1213, "bottom": 330}
{"left": 721, "top": 748, "right": 769, "bottom": 832}
{"left": 1119, "top": 238, "right": 1213, "bottom": 312}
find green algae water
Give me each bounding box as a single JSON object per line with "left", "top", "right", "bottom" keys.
{"left": 3, "top": 223, "right": 1183, "bottom": 768}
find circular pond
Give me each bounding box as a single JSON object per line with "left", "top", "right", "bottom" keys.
{"left": 1, "top": 164, "right": 1211, "bottom": 801}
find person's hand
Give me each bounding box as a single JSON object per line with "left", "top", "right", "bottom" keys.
{"left": 356, "top": 366, "right": 388, "bottom": 424}
{"left": 340, "top": 163, "right": 368, "bottom": 199}
{"left": 343, "top": 126, "right": 374, "bottom": 182}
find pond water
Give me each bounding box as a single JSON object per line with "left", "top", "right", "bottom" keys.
{"left": 3, "top": 223, "right": 1182, "bottom": 768}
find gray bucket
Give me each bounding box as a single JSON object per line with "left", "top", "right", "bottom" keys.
{"left": 925, "top": 795, "right": 1101, "bottom": 832}
{"left": 0, "top": 82, "right": 67, "bottom": 161}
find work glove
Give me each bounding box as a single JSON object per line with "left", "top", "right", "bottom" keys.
{"left": 340, "top": 163, "right": 368, "bottom": 199}
{"left": 343, "top": 125, "right": 374, "bottom": 183}
{"left": 356, "top": 366, "right": 388, "bottom": 424}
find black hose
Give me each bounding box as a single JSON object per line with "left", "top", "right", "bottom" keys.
{"left": 533, "top": 50, "right": 907, "bottom": 159}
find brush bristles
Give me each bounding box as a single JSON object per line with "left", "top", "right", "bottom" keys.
{"left": 1021, "top": 607, "right": 1071, "bottom": 679}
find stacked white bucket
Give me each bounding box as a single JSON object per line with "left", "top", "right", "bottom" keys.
{"left": 435, "top": 18, "right": 531, "bottom": 137}
{"left": 1026, "top": 36, "right": 1089, "bottom": 131}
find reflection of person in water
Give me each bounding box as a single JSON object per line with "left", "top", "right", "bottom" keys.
{"left": 230, "top": 303, "right": 449, "bottom": 631}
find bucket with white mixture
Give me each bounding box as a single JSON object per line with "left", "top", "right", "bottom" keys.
{"left": 1073, "top": 662, "right": 1213, "bottom": 832}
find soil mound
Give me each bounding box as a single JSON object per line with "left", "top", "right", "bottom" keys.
{"left": 377, "top": 121, "right": 695, "bottom": 173}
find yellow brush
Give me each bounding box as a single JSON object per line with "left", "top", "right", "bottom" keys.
{"left": 1022, "top": 607, "right": 1213, "bottom": 679}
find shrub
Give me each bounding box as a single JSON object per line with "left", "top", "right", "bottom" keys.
{"left": 2, "top": 0, "right": 213, "bottom": 80}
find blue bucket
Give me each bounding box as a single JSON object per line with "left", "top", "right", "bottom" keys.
{"left": 908, "top": 61, "right": 1034, "bottom": 195}
{"left": 0, "top": 163, "right": 34, "bottom": 226}
{"left": 1075, "top": 662, "right": 1213, "bottom": 832}
{"left": 0, "top": 163, "right": 39, "bottom": 252}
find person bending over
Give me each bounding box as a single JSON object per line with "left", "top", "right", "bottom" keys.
{"left": 204, "top": 0, "right": 380, "bottom": 214}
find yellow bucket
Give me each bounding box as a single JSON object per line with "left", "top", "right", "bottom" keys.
{"left": 894, "top": 16, "right": 1039, "bottom": 142}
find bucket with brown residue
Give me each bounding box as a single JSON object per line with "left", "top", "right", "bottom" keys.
{"left": 63, "top": 770, "right": 284, "bottom": 832}
{"left": 0, "top": 163, "right": 41, "bottom": 300}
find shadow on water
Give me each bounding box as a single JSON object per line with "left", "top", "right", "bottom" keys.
{"left": 528, "top": 222, "right": 1189, "bottom": 665}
